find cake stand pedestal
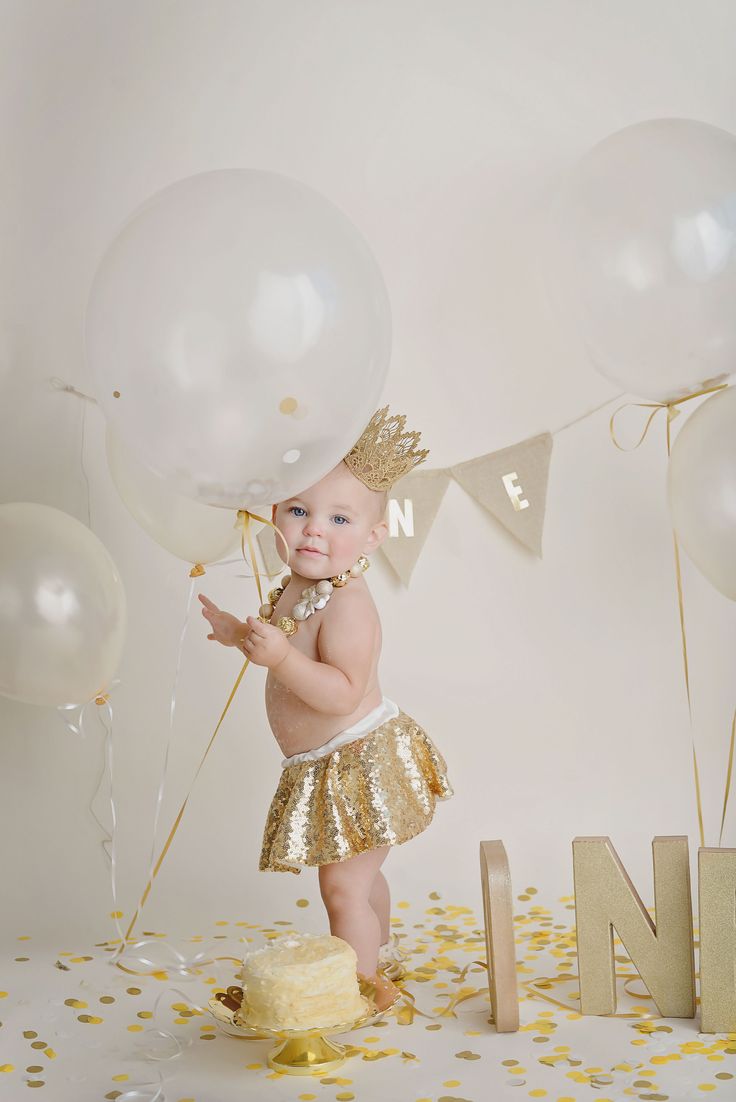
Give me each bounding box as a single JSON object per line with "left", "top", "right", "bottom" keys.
{"left": 208, "top": 973, "right": 401, "bottom": 1075}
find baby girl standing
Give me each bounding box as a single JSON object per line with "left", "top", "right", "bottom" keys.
{"left": 199, "top": 406, "right": 454, "bottom": 1008}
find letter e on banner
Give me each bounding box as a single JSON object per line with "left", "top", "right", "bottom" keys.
{"left": 502, "top": 472, "right": 529, "bottom": 512}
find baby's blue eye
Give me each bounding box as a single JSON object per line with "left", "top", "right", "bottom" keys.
{"left": 287, "top": 506, "right": 349, "bottom": 524}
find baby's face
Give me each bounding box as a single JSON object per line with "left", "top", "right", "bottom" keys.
{"left": 271, "top": 461, "right": 388, "bottom": 578}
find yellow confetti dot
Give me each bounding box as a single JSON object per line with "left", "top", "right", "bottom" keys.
{"left": 0, "top": 992, "right": 6, "bottom": 998}
{"left": 44, "top": 1049, "right": 56, "bottom": 1059}
{"left": 698, "top": 1087, "right": 716, "bottom": 1092}
{"left": 298, "top": 1095, "right": 317, "bottom": 1101}
{"left": 65, "top": 999, "right": 88, "bottom": 1009}
{"left": 0, "top": 1065, "right": 14, "bottom": 1072}
{"left": 112, "top": 1075, "right": 129, "bottom": 1082}
{"left": 296, "top": 899, "right": 309, "bottom": 908}
{"left": 335, "top": 1095, "right": 354, "bottom": 1101}
{"left": 127, "top": 1025, "right": 144, "bottom": 1032}
{"left": 443, "top": 1082, "right": 461, "bottom": 1088}
{"left": 110, "top": 911, "right": 123, "bottom": 919}
{"left": 529, "top": 1092, "right": 548, "bottom": 1098}
{"left": 279, "top": 396, "right": 298, "bottom": 415}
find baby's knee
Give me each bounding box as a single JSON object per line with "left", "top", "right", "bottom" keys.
{"left": 319, "top": 865, "right": 367, "bottom": 908}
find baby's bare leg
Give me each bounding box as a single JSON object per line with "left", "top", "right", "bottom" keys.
{"left": 318, "top": 845, "right": 391, "bottom": 977}
{"left": 369, "top": 869, "right": 391, "bottom": 946}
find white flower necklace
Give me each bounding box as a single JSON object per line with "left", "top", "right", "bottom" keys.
{"left": 256, "top": 554, "right": 370, "bottom": 636}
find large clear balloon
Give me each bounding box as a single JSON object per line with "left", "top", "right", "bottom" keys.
{"left": 106, "top": 425, "right": 241, "bottom": 565}
{"left": 667, "top": 386, "right": 736, "bottom": 600}
{"left": 0, "top": 503, "right": 127, "bottom": 707}
{"left": 85, "top": 169, "right": 391, "bottom": 510}
{"left": 544, "top": 118, "right": 736, "bottom": 402}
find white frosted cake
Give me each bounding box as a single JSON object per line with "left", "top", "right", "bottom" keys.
{"left": 236, "top": 932, "right": 370, "bottom": 1030}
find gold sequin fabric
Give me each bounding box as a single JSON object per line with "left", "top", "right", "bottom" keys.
{"left": 259, "top": 708, "right": 454, "bottom": 874}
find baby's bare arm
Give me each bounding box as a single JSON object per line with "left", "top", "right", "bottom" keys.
{"left": 269, "top": 588, "right": 377, "bottom": 715}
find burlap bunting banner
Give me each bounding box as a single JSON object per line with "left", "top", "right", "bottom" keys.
{"left": 255, "top": 431, "right": 553, "bottom": 587}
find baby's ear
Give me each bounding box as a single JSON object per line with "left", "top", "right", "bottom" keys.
{"left": 365, "top": 518, "right": 389, "bottom": 552}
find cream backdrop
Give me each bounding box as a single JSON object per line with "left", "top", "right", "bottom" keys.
{"left": 2, "top": 0, "right": 736, "bottom": 948}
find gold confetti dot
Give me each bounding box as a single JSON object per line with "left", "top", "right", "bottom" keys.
{"left": 27, "top": 1081, "right": 45, "bottom": 1088}
{"left": 30, "top": 1042, "right": 47, "bottom": 1050}
{"left": 64, "top": 999, "right": 87, "bottom": 1009}
{"left": 279, "top": 396, "right": 298, "bottom": 415}
{"left": 100, "top": 996, "right": 115, "bottom": 1004}
{"left": 77, "top": 1015, "right": 103, "bottom": 1025}
{"left": 113, "top": 390, "right": 120, "bottom": 398}
{"left": 23, "top": 1031, "right": 38, "bottom": 1039}
{"left": 137, "top": 1011, "right": 153, "bottom": 1020}
{"left": 296, "top": 899, "right": 309, "bottom": 908}
{"left": 26, "top": 1067, "right": 43, "bottom": 1074}
{"left": 126, "top": 987, "right": 141, "bottom": 996}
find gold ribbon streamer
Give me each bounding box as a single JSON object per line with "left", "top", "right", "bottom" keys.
{"left": 121, "top": 510, "right": 290, "bottom": 950}
{"left": 609, "top": 382, "right": 732, "bottom": 851}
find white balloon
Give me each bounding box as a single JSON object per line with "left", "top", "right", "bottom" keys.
{"left": 85, "top": 169, "right": 391, "bottom": 509}
{"left": 0, "top": 503, "right": 126, "bottom": 706}
{"left": 106, "top": 425, "right": 241, "bottom": 565}
{"left": 544, "top": 118, "right": 736, "bottom": 402}
{"left": 667, "top": 386, "right": 736, "bottom": 600}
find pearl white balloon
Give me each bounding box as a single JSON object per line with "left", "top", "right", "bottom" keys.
{"left": 667, "top": 386, "right": 736, "bottom": 600}
{"left": 545, "top": 118, "right": 736, "bottom": 402}
{"left": 106, "top": 425, "right": 241, "bottom": 565}
{"left": 85, "top": 169, "right": 391, "bottom": 509}
{"left": 0, "top": 503, "right": 126, "bottom": 706}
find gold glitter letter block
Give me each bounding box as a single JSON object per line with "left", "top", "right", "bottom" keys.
{"left": 572, "top": 836, "right": 695, "bottom": 1018}
{"left": 479, "top": 840, "right": 519, "bottom": 1032}
{"left": 698, "top": 846, "right": 736, "bottom": 1034}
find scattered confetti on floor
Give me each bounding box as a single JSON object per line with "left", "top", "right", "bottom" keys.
{"left": 0, "top": 889, "right": 733, "bottom": 1100}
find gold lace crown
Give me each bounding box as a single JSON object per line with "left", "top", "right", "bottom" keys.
{"left": 343, "top": 405, "right": 429, "bottom": 491}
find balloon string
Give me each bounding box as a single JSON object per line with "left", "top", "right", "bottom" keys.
{"left": 121, "top": 510, "right": 290, "bottom": 947}
{"left": 608, "top": 382, "right": 728, "bottom": 451}
{"left": 113, "top": 573, "right": 199, "bottom": 967}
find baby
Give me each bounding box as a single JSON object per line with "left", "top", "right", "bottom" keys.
{"left": 198, "top": 407, "right": 454, "bottom": 1010}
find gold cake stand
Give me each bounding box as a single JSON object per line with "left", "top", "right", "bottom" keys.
{"left": 208, "top": 973, "right": 402, "bottom": 1075}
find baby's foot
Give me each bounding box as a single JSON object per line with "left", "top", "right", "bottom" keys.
{"left": 357, "top": 969, "right": 401, "bottom": 1013}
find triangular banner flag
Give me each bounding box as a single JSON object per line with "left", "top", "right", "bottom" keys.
{"left": 380, "top": 467, "right": 452, "bottom": 586}
{"left": 449, "top": 432, "right": 553, "bottom": 557}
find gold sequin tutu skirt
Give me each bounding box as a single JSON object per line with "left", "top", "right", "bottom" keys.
{"left": 259, "top": 705, "right": 454, "bottom": 874}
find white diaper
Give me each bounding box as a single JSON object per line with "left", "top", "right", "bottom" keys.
{"left": 280, "top": 696, "right": 400, "bottom": 768}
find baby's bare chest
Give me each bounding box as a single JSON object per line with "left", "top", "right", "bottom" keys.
{"left": 263, "top": 586, "right": 382, "bottom": 757}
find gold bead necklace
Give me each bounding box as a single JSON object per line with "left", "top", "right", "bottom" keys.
{"left": 255, "top": 554, "right": 370, "bottom": 637}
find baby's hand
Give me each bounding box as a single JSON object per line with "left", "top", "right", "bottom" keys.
{"left": 198, "top": 593, "right": 243, "bottom": 647}
{"left": 241, "top": 615, "right": 290, "bottom": 669}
